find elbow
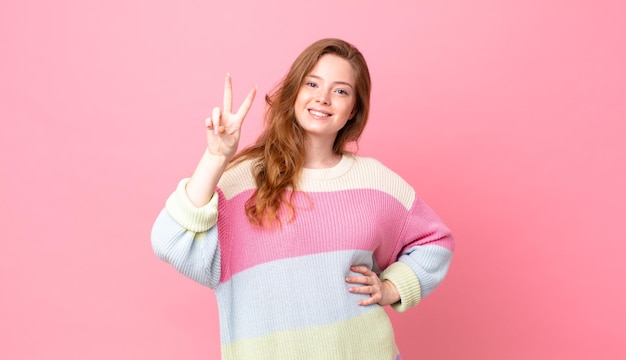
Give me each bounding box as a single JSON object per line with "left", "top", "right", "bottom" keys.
{"left": 151, "top": 227, "right": 169, "bottom": 263}
{"left": 150, "top": 209, "right": 177, "bottom": 263}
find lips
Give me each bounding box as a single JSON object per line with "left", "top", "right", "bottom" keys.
{"left": 308, "top": 108, "right": 332, "bottom": 117}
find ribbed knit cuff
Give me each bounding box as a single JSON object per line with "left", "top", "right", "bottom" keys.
{"left": 380, "top": 262, "right": 422, "bottom": 312}
{"left": 164, "top": 178, "right": 219, "bottom": 233}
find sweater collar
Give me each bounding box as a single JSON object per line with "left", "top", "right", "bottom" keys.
{"left": 300, "top": 154, "right": 355, "bottom": 180}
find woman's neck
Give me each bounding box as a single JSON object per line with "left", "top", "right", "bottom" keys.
{"left": 303, "top": 153, "right": 342, "bottom": 169}
{"left": 303, "top": 138, "right": 341, "bottom": 169}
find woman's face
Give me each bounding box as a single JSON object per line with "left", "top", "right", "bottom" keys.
{"left": 294, "top": 54, "right": 356, "bottom": 145}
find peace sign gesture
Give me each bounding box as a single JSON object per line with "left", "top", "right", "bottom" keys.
{"left": 206, "top": 73, "right": 257, "bottom": 160}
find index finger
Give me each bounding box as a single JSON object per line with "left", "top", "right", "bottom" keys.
{"left": 223, "top": 73, "right": 232, "bottom": 113}
{"left": 234, "top": 85, "right": 257, "bottom": 120}
{"left": 350, "top": 265, "right": 372, "bottom": 275}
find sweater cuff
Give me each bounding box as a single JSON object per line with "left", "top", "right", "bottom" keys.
{"left": 380, "top": 262, "right": 422, "bottom": 312}
{"left": 165, "top": 178, "right": 219, "bottom": 233}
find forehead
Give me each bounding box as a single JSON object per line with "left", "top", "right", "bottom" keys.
{"left": 307, "top": 54, "right": 356, "bottom": 85}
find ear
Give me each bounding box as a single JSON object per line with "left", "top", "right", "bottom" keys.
{"left": 349, "top": 108, "right": 356, "bottom": 120}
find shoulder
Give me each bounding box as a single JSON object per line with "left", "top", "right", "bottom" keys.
{"left": 347, "top": 155, "right": 416, "bottom": 210}
{"left": 350, "top": 155, "right": 410, "bottom": 186}
{"left": 351, "top": 155, "right": 398, "bottom": 174}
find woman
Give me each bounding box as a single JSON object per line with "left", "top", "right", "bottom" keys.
{"left": 152, "top": 38, "right": 454, "bottom": 360}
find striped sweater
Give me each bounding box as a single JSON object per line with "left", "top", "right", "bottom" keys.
{"left": 151, "top": 154, "right": 454, "bottom": 359}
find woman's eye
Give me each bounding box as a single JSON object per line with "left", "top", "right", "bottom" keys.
{"left": 306, "top": 82, "right": 317, "bottom": 88}
{"left": 336, "top": 89, "right": 348, "bottom": 95}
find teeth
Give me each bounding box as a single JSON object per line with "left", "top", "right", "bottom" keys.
{"left": 310, "top": 110, "right": 330, "bottom": 117}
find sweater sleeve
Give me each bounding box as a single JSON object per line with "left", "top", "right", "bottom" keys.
{"left": 151, "top": 178, "right": 222, "bottom": 288}
{"left": 380, "top": 197, "right": 454, "bottom": 312}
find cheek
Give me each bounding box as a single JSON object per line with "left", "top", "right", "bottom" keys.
{"left": 342, "top": 100, "right": 357, "bottom": 119}
{"left": 294, "top": 91, "right": 309, "bottom": 110}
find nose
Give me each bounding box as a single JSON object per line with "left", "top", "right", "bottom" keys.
{"left": 316, "top": 92, "right": 330, "bottom": 105}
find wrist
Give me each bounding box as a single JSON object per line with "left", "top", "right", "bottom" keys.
{"left": 382, "top": 280, "right": 400, "bottom": 306}
{"left": 204, "top": 148, "right": 231, "bottom": 167}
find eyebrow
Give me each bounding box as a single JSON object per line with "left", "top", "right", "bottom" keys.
{"left": 306, "top": 75, "right": 354, "bottom": 89}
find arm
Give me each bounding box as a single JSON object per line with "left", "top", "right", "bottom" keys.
{"left": 345, "top": 199, "right": 453, "bottom": 309}
{"left": 380, "top": 197, "right": 455, "bottom": 312}
{"left": 151, "top": 74, "right": 256, "bottom": 286}
{"left": 187, "top": 73, "right": 256, "bottom": 207}
{"left": 151, "top": 180, "right": 221, "bottom": 287}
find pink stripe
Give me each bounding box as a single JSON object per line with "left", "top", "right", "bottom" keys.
{"left": 403, "top": 197, "right": 455, "bottom": 252}
{"left": 216, "top": 188, "right": 452, "bottom": 282}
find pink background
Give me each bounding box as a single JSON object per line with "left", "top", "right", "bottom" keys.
{"left": 2, "top": 0, "right": 625, "bottom": 359}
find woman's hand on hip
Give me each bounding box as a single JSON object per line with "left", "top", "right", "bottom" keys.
{"left": 346, "top": 265, "right": 400, "bottom": 306}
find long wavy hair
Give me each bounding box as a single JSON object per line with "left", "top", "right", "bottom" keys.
{"left": 230, "top": 38, "right": 372, "bottom": 227}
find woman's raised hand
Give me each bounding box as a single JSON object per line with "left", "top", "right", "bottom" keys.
{"left": 206, "top": 73, "right": 256, "bottom": 160}
{"left": 185, "top": 74, "right": 256, "bottom": 207}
